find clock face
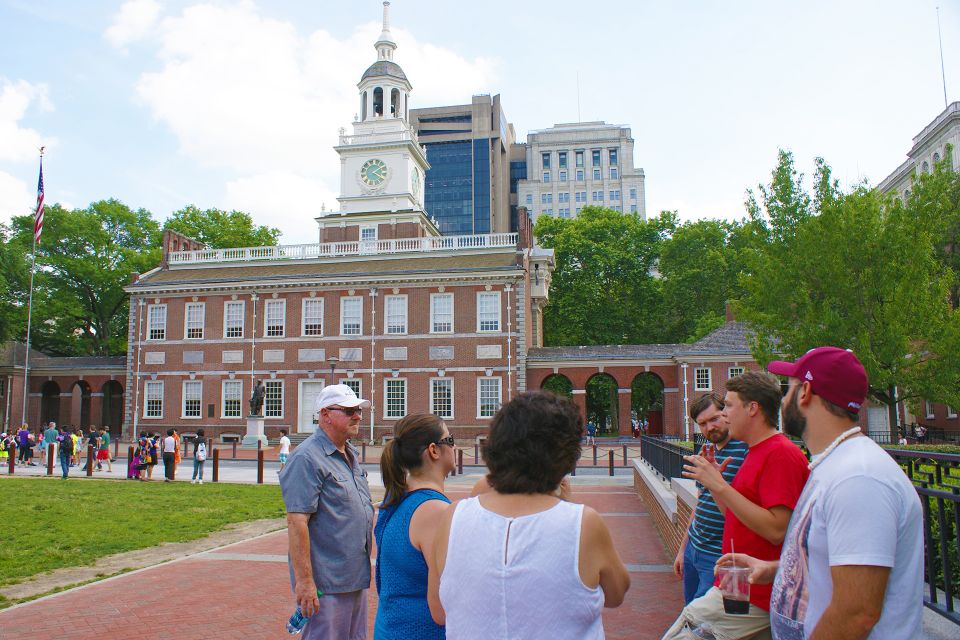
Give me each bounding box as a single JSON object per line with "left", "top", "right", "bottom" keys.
{"left": 411, "top": 168, "right": 421, "bottom": 201}
{"left": 360, "top": 158, "right": 388, "bottom": 187}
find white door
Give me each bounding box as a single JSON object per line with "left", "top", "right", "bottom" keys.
{"left": 866, "top": 406, "right": 889, "bottom": 434}
{"left": 299, "top": 381, "right": 325, "bottom": 433}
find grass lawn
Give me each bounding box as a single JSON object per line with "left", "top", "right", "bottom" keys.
{"left": 0, "top": 478, "right": 285, "bottom": 592}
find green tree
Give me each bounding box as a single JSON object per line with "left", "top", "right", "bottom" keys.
{"left": 658, "top": 218, "right": 749, "bottom": 342}
{"left": 0, "top": 223, "right": 30, "bottom": 344}
{"left": 534, "top": 206, "right": 670, "bottom": 346}
{"left": 738, "top": 151, "right": 960, "bottom": 438}
{"left": 164, "top": 205, "right": 281, "bottom": 248}
{"left": 8, "top": 199, "right": 161, "bottom": 356}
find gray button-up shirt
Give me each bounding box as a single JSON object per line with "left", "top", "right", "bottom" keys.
{"left": 280, "top": 428, "right": 374, "bottom": 594}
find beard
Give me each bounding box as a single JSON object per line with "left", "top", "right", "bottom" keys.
{"left": 705, "top": 427, "right": 729, "bottom": 444}
{"left": 782, "top": 388, "right": 807, "bottom": 439}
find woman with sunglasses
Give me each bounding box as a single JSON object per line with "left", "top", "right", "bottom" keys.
{"left": 374, "top": 413, "right": 456, "bottom": 639}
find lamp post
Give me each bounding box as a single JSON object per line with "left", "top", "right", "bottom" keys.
{"left": 681, "top": 362, "right": 690, "bottom": 441}
{"left": 327, "top": 355, "right": 339, "bottom": 381}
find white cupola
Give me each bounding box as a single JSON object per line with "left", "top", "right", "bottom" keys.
{"left": 358, "top": 1, "right": 411, "bottom": 122}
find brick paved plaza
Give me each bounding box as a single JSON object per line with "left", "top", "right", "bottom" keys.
{"left": 0, "top": 483, "right": 682, "bottom": 639}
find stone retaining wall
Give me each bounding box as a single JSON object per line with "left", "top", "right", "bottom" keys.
{"left": 632, "top": 460, "right": 696, "bottom": 557}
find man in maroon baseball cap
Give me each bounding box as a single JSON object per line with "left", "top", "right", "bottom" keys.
{"left": 715, "top": 346, "right": 923, "bottom": 638}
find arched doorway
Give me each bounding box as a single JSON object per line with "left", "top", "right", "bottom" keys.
{"left": 541, "top": 373, "right": 573, "bottom": 398}
{"left": 69, "top": 381, "right": 92, "bottom": 429}
{"left": 586, "top": 373, "right": 619, "bottom": 435}
{"left": 632, "top": 372, "right": 665, "bottom": 435}
{"left": 101, "top": 381, "right": 123, "bottom": 435}
{"left": 40, "top": 381, "right": 60, "bottom": 426}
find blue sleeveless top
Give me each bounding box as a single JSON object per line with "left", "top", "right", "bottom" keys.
{"left": 374, "top": 488, "right": 450, "bottom": 640}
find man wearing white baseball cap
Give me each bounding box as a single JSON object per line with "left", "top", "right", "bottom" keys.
{"left": 280, "top": 384, "right": 374, "bottom": 639}
{"left": 717, "top": 347, "right": 923, "bottom": 639}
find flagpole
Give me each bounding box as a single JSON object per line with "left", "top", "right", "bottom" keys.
{"left": 20, "top": 148, "right": 44, "bottom": 427}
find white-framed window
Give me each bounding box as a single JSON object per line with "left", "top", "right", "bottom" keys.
{"left": 184, "top": 302, "right": 205, "bottom": 339}
{"left": 144, "top": 381, "right": 163, "bottom": 418}
{"left": 265, "top": 380, "right": 283, "bottom": 418}
{"left": 477, "top": 292, "right": 501, "bottom": 332}
{"left": 264, "top": 299, "right": 286, "bottom": 337}
{"left": 559, "top": 170, "right": 567, "bottom": 181}
{"left": 558, "top": 151, "right": 567, "bottom": 169}
{"left": 610, "top": 167, "right": 619, "bottom": 179}
{"left": 948, "top": 406, "right": 957, "bottom": 419}
{"left": 575, "top": 191, "right": 586, "bottom": 203}
{"left": 609, "top": 148, "right": 618, "bottom": 165}
{"left": 182, "top": 381, "right": 202, "bottom": 418}
{"left": 631, "top": 204, "right": 638, "bottom": 213}
{"left": 610, "top": 190, "right": 621, "bottom": 201}
{"left": 431, "top": 378, "right": 454, "bottom": 419}
{"left": 576, "top": 169, "right": 584, "bottom": 181}
{"left": 222, "top": 380, "right": 242, "bottom": 418}
{"left": 592, "top": 190, "right": 603, "bottom": 201}
{"left": 431, "top": 293, "right": 454, "bottom": 333}
{"left": 575, "top": 150, "right": 584, "bottom": 167}
{"left": 542, "top": 171, "right": 550, "bottom": 183}
{"left": 728, "top": 367, "right": 745, "bottom": 379}
{"left": 360, "top": 225, "right": 377, "bottom": 242}
{"left": 224, "top": 300, "right": 244, "bottom": 338}
{"left": 341, "top": 379, "right": 361, "bottom": 398}
{"left": 558, "top": 192, "right": 569, "bottom": 203}
{"left": 385, "top": 378, "right": 407, "bottom": 419}
{"left": 925, "top": 400, "right": 935, "bottom": 419}
{"left": 302, "top": 298, "right": 324, "bottom": 336}
{"left": 541, "top": 152, "right": 551, "bottom": 169}
{"left": 147, "top": 304, "right": 167, "bottom": 340}
{"left": 478, "top": 377, "right": 502, "bottom": 418}
{"left": 340, "top": 296, "right": 362, "bottom": 335}
{"left": 525, "top": 193, "right": 532, "bottom": 204}
{"left": 695, "top": 367, "right": 712, "bottom": 391}
{"left": 630, "top": 188, "right": 637, "bottom": 200}
{"left": 612, "top": 205, "right": 622, "bottom": 212}
{"left": 592, "top": 149, "right": 601, "bottom": 166}
{"left": 385, "top": 295, "right": 407, "bottom": 334}
{"left": 593, "top": 168, "right": 601, "bottom": 180}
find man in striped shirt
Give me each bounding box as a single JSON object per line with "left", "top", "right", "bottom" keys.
{"left": 673, "top": 392, "right": 749, "bottom": 603}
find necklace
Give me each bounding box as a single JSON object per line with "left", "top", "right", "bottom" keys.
{"left": 808, "top": 426, "right": 862, "bottom": 471}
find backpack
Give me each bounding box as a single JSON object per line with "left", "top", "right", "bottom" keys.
{"left": 196, "top": 440, "right": 206, "bottom": 462}
{"left": 60, "top": 436, "right": 74, "bottom": 456}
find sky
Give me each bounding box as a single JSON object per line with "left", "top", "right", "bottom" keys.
{"left": 1, "top": 0, "right": 958, "bottom": 243}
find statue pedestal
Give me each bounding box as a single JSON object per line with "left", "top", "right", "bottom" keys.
{"left": 241, "top": 415, "right": 268, "bottom": 449}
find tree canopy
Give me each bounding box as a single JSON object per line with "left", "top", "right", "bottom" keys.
{"left": 163, "top": 205, "right": 281, "bottom": 248}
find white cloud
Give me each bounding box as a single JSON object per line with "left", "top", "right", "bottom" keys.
{"left": 0, "top": 78, "right": 53, "bottom": 164}
{"left": 224, "top": 171, "right": 338, "bottom": 241}
{"left": 0, "top": 170, "right": 34, "bottom": 223}
{"left": 112, "top": 1, "right": 497, "bottom": 242}
{"left": 104, "top": 0, "right": 163, "bottom": 51}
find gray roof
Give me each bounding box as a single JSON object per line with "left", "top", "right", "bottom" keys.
{"left": 361, "top": 60, "right": 408, "bottom": 83}
{"left": 526, "top": 322, "right": 755, "bottom": 363}
{"left": 0, "top": 342, "right": 125, "bottom": 370}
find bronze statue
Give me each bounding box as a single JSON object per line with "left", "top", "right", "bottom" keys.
{"left": 249, "top": 379, "right": 265, "bottom": 416}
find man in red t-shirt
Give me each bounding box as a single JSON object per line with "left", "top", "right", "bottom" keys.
{"left": 662, "top": 371, "right": 809, "bottom": 639}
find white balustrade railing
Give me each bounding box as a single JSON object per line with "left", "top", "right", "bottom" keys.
{"left": 167, "top": 233, "right": 519, "bottom": 265}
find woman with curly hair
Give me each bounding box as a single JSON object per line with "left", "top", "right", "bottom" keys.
{"left": 428, "top": 391, "right": 630, "bottom": 640}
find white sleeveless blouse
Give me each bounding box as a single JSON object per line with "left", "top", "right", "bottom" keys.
{"left": 439, "top": 496, "right": 605, "bottom": 640}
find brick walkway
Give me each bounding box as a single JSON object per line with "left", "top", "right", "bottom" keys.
{"left": 0, "top": 486, "right": 681, "bottom": 639}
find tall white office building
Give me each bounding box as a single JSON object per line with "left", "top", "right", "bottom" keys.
{"left": 516, "top": 121, "right": 646, "bottom": 222}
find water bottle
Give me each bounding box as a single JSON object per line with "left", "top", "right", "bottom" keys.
{"left": 286, "top": 590, "right": 323, "bottom": 635}
{"left": 286, "top": 607, "right": 308, "bottom": 634}
{"left": 689, "top": 623, "right": 717, "bottom": 639}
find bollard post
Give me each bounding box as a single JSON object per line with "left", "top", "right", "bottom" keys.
{"left": 622, "top": 445, "right": 628, "bottom": 466}
{"left": 128, "top": 446, "right": 134, "bottom": 478}
{"left": 608, "top": 451, "right": 614, "bottom": 476}
{"left": 47, "top": 443, "right": 55, "bottom": 476}
{"left": 257, "top": 438, "right": 262, "bottom": 451}
{"left": 87, "top": 445, "right": 95, "bottom": 476}
{"left": 592, "top": 445, "right": 598, "bottom": 466}
{"left": 474, "top": 443, "right": 478, "bottom": 462}
{"left": 114, "top": 435, "right": 120, "bottom": 459}
{"left": 8, "top": 442, "right": 15, "bottom": 474}
{"left": 232, "top": 440, "right": 238, "bottom": 458}
{"left": 458, "top": 449, "right": 463, "bottom": 475}
{"left": 212, "top": 447, "right": 220, "bottom": 483}
{"left": 256, "top": 449, "right": 264, "bottom": 484}
{"left": 361, "top": 441, "right": 367, "bottom": 463}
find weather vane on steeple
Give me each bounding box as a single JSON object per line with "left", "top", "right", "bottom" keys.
{"left": 375, "top": 1, "right": 396, "bottom": 61}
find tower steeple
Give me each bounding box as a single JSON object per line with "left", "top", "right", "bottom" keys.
{"left": 375, "top": 1, "right": 396, "bottom": 61}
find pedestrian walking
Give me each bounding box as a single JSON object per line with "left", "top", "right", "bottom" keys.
{"left": 162, "top": 429, "right": 177, "bottom": 482}
{"left": 96, "top": 426, "right": 112, "bottom": 472}
{"left": 278, "top": 429, "right": 291, "bottom": 473}
{"left": 57, "top": 425, "right": 74, "bottom": 479}
{"left": 191, "top": 429, "right": 207, "bottom": 484}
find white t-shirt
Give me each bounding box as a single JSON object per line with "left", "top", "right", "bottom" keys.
{"left": 163, "top": 436, "right": 176, "bottom": 453}
{"left": 279, "top": 435, "right": 291, "bottom": 455}
{"left": 770, "top": 436, "right": 923, "bottom": 639}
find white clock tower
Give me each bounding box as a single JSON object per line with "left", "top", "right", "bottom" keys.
{"left": 333, "top": 2, "right": 429, "bottom": 216}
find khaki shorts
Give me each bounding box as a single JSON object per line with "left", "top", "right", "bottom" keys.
{"left": 661, "top": 587, "right": 771, "bottom": 640}
{"left": 302, "top": 589, "right": 367, "bottom": 640}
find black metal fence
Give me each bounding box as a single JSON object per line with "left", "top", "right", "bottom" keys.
{"left": 639, "top": 436, "right": 690, "bottom": 481}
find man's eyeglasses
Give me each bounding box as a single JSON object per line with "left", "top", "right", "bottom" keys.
{"left": 434, "top": 436, "right": 456, "bottom": 447}
{"left": 328, "top": 406, "right": 363, "bottom": 417}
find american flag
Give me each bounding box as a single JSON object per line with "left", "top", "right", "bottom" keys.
{"left": 34, "top": 158, "right": 44, "bottom": 243}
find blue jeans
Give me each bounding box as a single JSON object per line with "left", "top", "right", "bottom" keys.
{"left": 59, "top": 453, "right": 71, "bottom": 478}
{"left": 192, "top": 459, "right": 204, "bottom": 480}
{"left": 682, "top": 543, "right": 719, "bottom": 605}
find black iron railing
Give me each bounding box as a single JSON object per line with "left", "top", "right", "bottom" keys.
{"left": 886, "top": 448, "right": 960, "bottom": 624}
{"left": 639, "top": 436, "right": 691, "bottom": 481}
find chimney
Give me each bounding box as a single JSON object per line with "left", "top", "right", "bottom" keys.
{"left": 517, "top": 206, "right": 532, "bottom": 250}
{"left": 161, "top": 229, "right": 206, "bottom": 268}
